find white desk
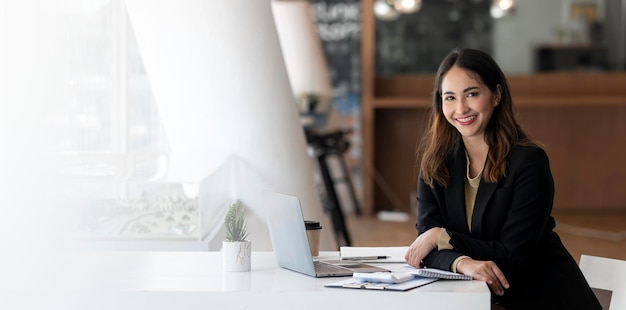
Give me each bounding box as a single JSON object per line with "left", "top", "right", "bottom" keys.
{"left": 9, "top": 251, "right": 490, "bottom": 310}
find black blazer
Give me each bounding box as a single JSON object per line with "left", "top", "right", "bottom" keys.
{"left": 417, "top": 141, "right": 600, "bottom": 310}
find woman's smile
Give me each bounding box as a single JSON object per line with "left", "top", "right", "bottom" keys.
{"left": 456, "top": 115, "right": 477, "bottom": 125}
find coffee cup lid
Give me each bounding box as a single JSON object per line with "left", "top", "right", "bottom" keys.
{"left": 304, "top": 220, "right": 322, "bottom": 229}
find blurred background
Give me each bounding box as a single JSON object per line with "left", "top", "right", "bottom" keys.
{"left": 0, "top": 0, "right": 624, "bottom": 263}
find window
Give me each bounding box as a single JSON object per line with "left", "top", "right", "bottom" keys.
{"left": 55, "top": 0, "right": 168, "bottom": 181}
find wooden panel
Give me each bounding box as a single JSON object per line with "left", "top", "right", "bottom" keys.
{"left": 374, "top": 109, "right": 428, "bottom": 213}
{"left": 360, "top": 0, "right": 375, "bottom": 215}
{"left": 508, "top": 73, "right": 626, "bottom": 96}
{"left": 374, "top": 73, "right": 626, "bottom": 98}
{"left": 371, "top": 105, "right": 626, "bottom": 212}
{"left": 518, "top": 106, "right": 626, "bottom": 210}
{"left": 374, "top": 75, "right": 435, "bottom": 98}
{"left": 364, "top": 73, "right": 626, "bottom": 213}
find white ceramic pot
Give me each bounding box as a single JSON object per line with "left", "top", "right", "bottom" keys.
{"left": 222, "top": 240, "right": 251, "bottom": 272}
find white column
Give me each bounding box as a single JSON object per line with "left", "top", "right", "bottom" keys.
{"left": 124, "top": 0, "right": 334, "bottom": 250}
{"left": 272, "top": 0, "right": 333, "bottom": 114}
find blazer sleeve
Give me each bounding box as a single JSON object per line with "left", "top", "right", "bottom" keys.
{"left": 416, "top": 171, "right": 465, "bottom": 270}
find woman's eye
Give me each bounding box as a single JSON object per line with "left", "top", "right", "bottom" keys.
{"left": 444, "top": 95, "right": 455, "bottom": 101}
{"left": 467, "top": 92, "right": 478, "bottom": 98}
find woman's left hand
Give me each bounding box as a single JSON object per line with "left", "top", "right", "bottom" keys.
{"left": 455, "top": 258, "right": 509, "bottom": 296}
{"left": 405, "top": 227, "right": 442, "bottom": 267}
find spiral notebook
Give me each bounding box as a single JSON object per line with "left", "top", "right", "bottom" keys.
{"left": 408, "top": 268, "right": 472, "bottom": 280}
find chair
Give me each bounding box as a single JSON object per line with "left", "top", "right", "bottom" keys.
{"left": 579, "top": 254, "right": 626, "bottom": 310}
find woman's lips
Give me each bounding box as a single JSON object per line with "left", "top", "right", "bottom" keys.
{"left": 456, "top": 115, "right": 476, "bottom": 125}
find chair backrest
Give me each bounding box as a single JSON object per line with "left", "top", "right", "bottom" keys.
{"left": 579, "top": 255, "right": 626, "bottom": 310}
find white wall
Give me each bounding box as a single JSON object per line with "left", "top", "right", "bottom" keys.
{"left": 493, "top": 0, "right": 603, "bottom": 74}
{"left": 493, "top": 0, "right": 564, "bottom": 74}
{"left": 124, "top": 0, "right": 335, "bottom": 251}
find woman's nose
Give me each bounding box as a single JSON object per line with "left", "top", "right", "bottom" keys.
{"left": 456, "top": 98, "right": 468, "bottom": 113}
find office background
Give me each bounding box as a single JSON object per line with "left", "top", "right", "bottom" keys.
{"left": 0, "top": 0, "right": 624, "bottom": 263}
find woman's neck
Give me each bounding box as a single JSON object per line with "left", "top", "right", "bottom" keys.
{"left": 463, "top": 138, "right": 489, "bottom": 179}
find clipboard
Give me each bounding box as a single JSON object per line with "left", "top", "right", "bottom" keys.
{"left": 324, "top": 277, "right": 438, "bottom": 291}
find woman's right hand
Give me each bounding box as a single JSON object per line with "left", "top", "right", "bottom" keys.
{"left": 404, "top": 227, "right": 441, "bottom": 267}
{"left": 456, "top": 257, "right": 510, "bottom": 296}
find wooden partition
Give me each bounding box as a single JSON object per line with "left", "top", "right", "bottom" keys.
{"left": 362, "top": 73, "right": 626, "bottom": 215}
{"left": 360, "top": 0, "right": 626, "bottom": 215}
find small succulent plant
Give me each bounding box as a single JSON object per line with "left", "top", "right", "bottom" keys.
{"left": 224, "top": 200, "right": 249, "bottom": 242}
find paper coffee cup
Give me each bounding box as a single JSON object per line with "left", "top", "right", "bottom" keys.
{"left": 305, "top": 220, "right": 322, "bottom": 257}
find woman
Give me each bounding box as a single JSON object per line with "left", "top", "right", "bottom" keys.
{"left": 404, "top": 48, "right": 600, "bottom": 309}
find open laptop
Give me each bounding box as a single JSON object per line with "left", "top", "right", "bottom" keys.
{"left": 263, "top": 190, "right": 389, "bottom": 277}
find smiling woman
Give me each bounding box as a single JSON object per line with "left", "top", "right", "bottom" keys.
{"left": 406, "top": 47, "right": 602, "bottom": 310}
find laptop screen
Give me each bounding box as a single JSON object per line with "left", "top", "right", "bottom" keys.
{"left": 263, "top": 190, "right": 318, "bottom": 276}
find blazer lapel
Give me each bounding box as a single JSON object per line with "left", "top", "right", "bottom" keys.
{"left": 471, "top": 178, "right": 498, "bottom": 235}
{"left": 446, "top": 142, "right": 471, "bottom": 234}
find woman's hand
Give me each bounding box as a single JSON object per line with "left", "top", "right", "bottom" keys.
{"left": 456, "top": 258, "right": 510, "bottom": 296}
{"left": 404, "top": 227, "right": 442, "bottom": 267}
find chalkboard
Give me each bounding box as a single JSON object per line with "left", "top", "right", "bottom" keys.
{"left": 374, "top": 0, "right": 493, "bottom": 75}
{"left": 312, "top": 0, "right": 361, "bottom": 116}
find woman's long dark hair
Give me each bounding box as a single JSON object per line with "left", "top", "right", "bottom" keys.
{"left": 417, "top": 48, "right": 538, "bottom": 187}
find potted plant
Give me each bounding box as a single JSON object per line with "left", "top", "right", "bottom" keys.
{"left": 297, "top": 92, "right": 320, "bottom": 114}
{"left": 222, "top": 200, "right": 251, "bottom": 272}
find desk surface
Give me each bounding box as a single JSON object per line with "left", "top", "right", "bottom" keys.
{"left": 12, "top": 251, "right": 490, "bottom": 310}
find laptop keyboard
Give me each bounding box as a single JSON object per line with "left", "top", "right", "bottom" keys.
{"left": 313, "top": 260, "right": 351, "bottom": 273}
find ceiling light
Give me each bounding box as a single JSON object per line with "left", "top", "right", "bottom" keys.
{"left": 393, "top": 0, "right": 422, "bottom": 14}
{"left": 373, "top": 0, "right": 400, "bottom": 21}
{"left": 490, "top": 0, "right": 515, "bottom": 19}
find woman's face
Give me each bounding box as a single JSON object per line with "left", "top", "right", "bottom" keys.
{"left": 440, "top": 66, "right": 500, "bottom": 143}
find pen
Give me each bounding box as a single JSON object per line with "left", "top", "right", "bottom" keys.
{"left": 341, "top": 256, "right": 390, "bottom": 261}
